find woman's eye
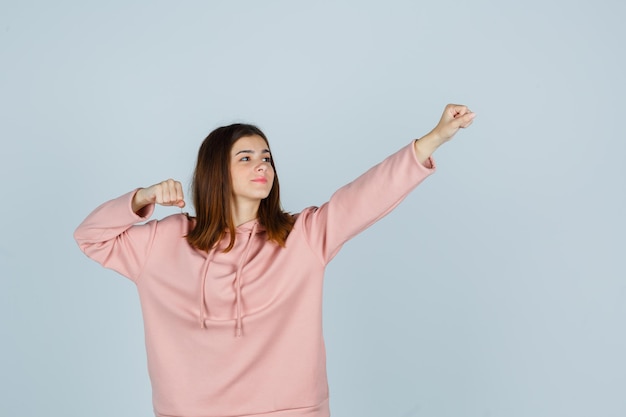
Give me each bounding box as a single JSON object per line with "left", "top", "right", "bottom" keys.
{"left": 238, "top": 156, "right": 271, "bottom": 162}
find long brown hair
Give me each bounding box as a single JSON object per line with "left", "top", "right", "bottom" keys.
{"left": 186, "top": 123, "right": 295, "bottom": 252}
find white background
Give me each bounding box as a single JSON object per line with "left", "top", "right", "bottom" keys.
{"left": 1, "top": 1, "right": 625, "bottom": 416}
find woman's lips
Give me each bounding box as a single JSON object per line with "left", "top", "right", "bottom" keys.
{"left": 252, "top": 178, "right": 268, "bottom": 184}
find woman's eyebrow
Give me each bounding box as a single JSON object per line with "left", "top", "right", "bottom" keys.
{"left": 235, "top": 149, "right": 271, "bottom": 155}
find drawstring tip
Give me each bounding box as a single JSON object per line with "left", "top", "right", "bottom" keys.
{"left": 200, "top": 320, "right": 206, "bottom": 329}
{"left": 236, "top": 327, "right": 242, "bottom": 337}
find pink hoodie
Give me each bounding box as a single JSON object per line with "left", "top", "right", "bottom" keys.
{"left": 74, "top": 142, "right": 435, "bottom": 417}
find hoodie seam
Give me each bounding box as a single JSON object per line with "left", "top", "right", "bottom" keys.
{"left": 297, "top": 209, "right": 328, "bottom": 268}
{"left": 134, "top": 219, "right": 158, "bottom": 283}
{"left": 156, "top": 397, "right": 329, "bottom": 417}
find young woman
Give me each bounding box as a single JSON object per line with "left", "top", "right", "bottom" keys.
{"left": 74, "top": 104, "right": 475, "bottom": 417}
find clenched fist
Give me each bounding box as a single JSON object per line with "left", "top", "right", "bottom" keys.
{"left": 430, "top": 104, "right": 475, "bottom": 143}
{"left": 414, "top": 104, "right": 475, "bottom": 164}
{"left": 132, "top": 179, "right": 185, "bottom": 214}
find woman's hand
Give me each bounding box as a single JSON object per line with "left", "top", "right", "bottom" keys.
{"left": 430, "top": 104, "right": 475, "bottom": 143}
{"left": 132, "top": 179, "right": 186, "bottom": 214}
{"left": 414, "top": 104, "right": 475, "bottom": 165}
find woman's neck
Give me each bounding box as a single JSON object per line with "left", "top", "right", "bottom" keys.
{"left": 231, "top": 199, "right": 261, "bottom": 227}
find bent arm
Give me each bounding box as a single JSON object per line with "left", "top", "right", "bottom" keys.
{"left": 74, "top": 190, "right": 157, "bottom": 281}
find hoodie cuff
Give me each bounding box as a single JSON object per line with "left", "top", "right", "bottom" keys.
{"left": 128, "top": 189, "right": 155, "bottom": 220}
{"left": 408, "top": 140, "right": 437, "bottom": 171}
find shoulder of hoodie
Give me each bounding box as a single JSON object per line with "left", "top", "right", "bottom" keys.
{"left": 149, "top": 209, "right": 321, "bottom": 240}
{"left": 150, "top": 212, "right": 194, "bottom": 239}
{"left": 291, "top": 206, "right": 318, "bottom": 229}
{"left": 152, "top": 208, "right": 320, "bottom": 224}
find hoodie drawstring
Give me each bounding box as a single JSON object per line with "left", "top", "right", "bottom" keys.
{"left": 234, "top": 222, "right": 257, "bottom": 337}
{"left": 199, "top": 247, "right": 217, "bottom": 329}
{"left": 198, "top": 222, "right": 258, "bottom": 337}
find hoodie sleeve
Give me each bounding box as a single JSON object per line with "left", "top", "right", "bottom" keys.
{"left": 73, "top": 190, "right": 157, "bottom": 282}
{"left": 299, "top": 141, "right": 436, "bottom": 265}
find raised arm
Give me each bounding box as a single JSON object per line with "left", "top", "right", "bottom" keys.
{"left": 300, "top": 104, "right": 475, "bottom": 264}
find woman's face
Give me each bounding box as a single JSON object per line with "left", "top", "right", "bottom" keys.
{"left": 229, "top": 134, "right": 275, "bottom": 206}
